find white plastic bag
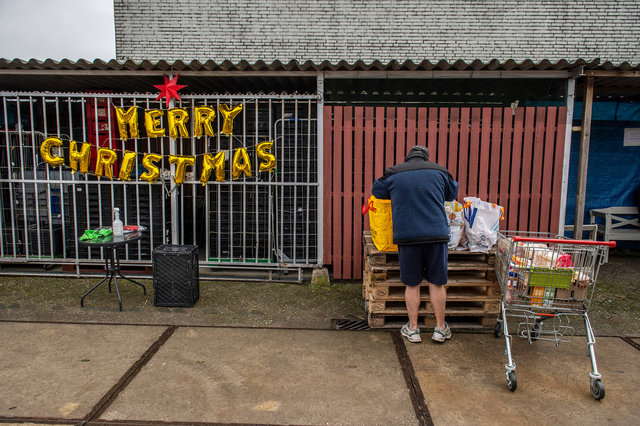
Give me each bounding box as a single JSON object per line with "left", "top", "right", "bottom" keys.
{"left": 462, "top": 197, "right": 504, "bottom": 253}
{"left": 445, "top": 201, "right": 464, "bottom": 250}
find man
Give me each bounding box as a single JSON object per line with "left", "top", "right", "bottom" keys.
{"left": 372, "top": 145, "right": 458, "bottom": 343}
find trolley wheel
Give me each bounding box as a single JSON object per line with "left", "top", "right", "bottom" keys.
{"left": 530, "top": 323, "right": 541, "bottom": 341}
{"left": 590, "top": 378, "right": 605, "bottom": 400}
{"left": 507, "top": 371, "right": 517, "bottom": 392}
{"left": 494, "top": 321, "right": 503, "bottom": 338}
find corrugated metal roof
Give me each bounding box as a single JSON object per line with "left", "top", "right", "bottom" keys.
{"left": 1, "top": 57, "right": 638, "bottom": 72}
{"left": 1, "top": 58, "right": 639, "bottom": 101}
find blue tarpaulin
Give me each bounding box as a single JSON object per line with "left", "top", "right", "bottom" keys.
{"left": 564, "top": 101, "right": 640, "bottom": 245}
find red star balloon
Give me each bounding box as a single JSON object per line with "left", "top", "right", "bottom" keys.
{"left": 154, "top": 74, "right": 187, "bottom": 107}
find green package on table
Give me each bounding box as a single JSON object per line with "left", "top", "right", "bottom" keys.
{"left": 80, "top": 228, "right": 113, "bottom": 241}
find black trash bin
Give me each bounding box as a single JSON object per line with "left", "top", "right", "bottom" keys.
{"left": 152, "top": 244, "right": 199, "bottom": 307}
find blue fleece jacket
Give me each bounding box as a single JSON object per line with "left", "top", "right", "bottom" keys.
{"left": 371, "top": 157, "right": 458, "bottom": 244}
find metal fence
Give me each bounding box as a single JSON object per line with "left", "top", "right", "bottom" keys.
{"left": 0, "top": 92, "right": 319, "bottom": 276}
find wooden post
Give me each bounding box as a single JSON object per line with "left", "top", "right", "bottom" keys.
{"left": 574, "top": 77, "right": 594, "bottom": 238}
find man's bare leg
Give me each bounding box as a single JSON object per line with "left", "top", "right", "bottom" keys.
{"left": 405, "top": 284, "right": 421, "bottom": 330}
{"left": 429, "top": 283, "right": 447, "bottom": 330}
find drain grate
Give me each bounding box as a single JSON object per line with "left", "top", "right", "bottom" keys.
{"left": 333, "top": 319, "right": 371, "bottom": 330}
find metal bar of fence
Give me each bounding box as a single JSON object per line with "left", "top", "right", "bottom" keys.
{"left": 279, "top": 100, "right": 285, "bottom": 263}
{"left": 191, "top": 98, "right": 197, "bottom": 248}
{"left": 268, "top": 99, "right": 273, "bottom": 267}
{"left": 29, "top": 98, "right": 42, "bottom": 258}
{"left": 1, "top": 91, "right": 319, "bottom": 100}
{"left": 43, "top": 98, "right": 52, "bottom": 258}
{"left": 55, "top": 97, "right": 65, "bottom": 260}
{"left": 204, "top": 98, "right": 211, "bottom": 261}
{"left": 242, "top": 97, "right": 247, "bottom": 262}
{"left": 17, "top": 97, "right": 30, "bottom": 258}
{"left": 306, "top": 100, "right": 311, "bottom": 264}
{"left": 1, "top": 98, "right": 7, "bottom": 257}
{"left": 134, "top": 97, "right": 142, "bottom": 260}
{"left": 0, "top": 178, "right": 319, "bottom": 187}
{"left": 254, "top": 99, "right": 259, "bottom": 264}
{"left": 228, "top": 96, "right": 234, "bottom": 262}
{"left": 293, "top": 99, "right": 298, "bottom": 263}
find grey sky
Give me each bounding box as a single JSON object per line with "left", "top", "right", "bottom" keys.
{"left": 0, "top": 0, "right": 115, "bottom": 61}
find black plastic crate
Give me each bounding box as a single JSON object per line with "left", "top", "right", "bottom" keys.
{"left": 152, "top": 244, "right": 199, "bottom": 307}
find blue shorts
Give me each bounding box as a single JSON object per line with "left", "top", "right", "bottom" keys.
{"left": 398, "top": 242, "right": 448, "bottom": 286}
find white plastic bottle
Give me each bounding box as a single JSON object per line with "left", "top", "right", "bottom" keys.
{"left": 113, "top": 207, "right": 124, "bottom": 237}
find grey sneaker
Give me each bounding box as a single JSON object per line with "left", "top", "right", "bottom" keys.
{"left": 432, "top": 322, "right": 452, "bottom": 343}
{"left": 401, "top": 322, "right": 422, "bottom": 343}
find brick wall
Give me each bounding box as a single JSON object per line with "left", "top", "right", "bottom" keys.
{"left": 114, "top": 0, "right": 640, "bottom": 64}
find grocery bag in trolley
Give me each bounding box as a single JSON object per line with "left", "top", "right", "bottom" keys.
{"left": 462, "top": 197, "right": 504, "bottom": 253}
{"left": 362, "top": 195, "right": 398, "bottom": 252}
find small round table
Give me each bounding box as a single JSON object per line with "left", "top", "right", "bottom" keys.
{"left": 79, "top": 232, "right": 147, "bottom": 311}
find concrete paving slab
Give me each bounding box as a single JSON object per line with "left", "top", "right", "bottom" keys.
{"left": 406, "top": 333, "right": 640, "bottom": 425}
{"left": 0, "top": 322, "right": 165, "bottom": 420}
{"left": 102, "top": 328, "right": 417, "bottom": 425}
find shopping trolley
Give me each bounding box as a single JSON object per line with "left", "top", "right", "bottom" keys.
{"left": 494, "top": 231, "right": 616, "bottom": 400}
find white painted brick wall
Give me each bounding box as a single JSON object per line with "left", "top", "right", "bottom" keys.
{"left": 114, "top": 0, "right": 640, "bottom": 64}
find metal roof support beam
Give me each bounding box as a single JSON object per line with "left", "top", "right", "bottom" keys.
{"left": 0, "top": 70, "right": 318, "bottom": 77}
{"left": 558, "top": 76, "right": 577, "bottom": 236}
{"left": 574, "top": 76, "right": 595, "bottom": 238}
{"left": 584, "top": 70, "right": 640, "bottom": 78}
{"left": 0, "top": 70, "right": 572, "bottom": 79}
{"left": 316, "top": 71, "right": 325, "bottom": 265}
{"left": 324, "top": 70, "right": 570, "bottom": 79}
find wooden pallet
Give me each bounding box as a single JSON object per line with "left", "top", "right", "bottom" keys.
{"left": 366, "top": 286, "right": 500, "bottom": 306}
{"left": 363, "top": 232, "right": 494, "bottom": 266}
{"left": 364, "top": 271, "right": 500, "bottom": 298}
{"left": 362, "top": 231, "right": 501, "bottom": 329}
{"left": 364, "top": 258, "right": 496, "bottom": 284}
{"left": 366, "top": 296, "right": 500, "bottom": 315}
{"left": 367, "top": 313, "right": 498, "bottom": 329}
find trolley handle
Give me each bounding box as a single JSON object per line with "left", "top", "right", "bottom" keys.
{"left": 512, "top": 236, "right": 616, "bottom": 248}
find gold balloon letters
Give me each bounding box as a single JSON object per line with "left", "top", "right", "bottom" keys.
{"left": 256, "top": 141, "right": 276, "bottom": 172}
{"left": 115, "top": 107, "right": 139, "bottom": 140}
{"left": 194, "top": 106, "right": 216, "bottom": 138}
{"left": 69, "top": 140, "right": 91, "bottom": 173}
{"left": 40, "top": 137, "right": 65, "bottom": 166}
{"left": 218, "top": 104, "right": 243, "bottom": 135}
{"left": 167, "top": 108, "right": 189, "bottom": 139}
{"left": 200, "top": 151, "right": 225, "bottom": 185}
{"left": 145, "top": 109, "right": 165, "bottom": 138}
{"left": 39, "top": 138, "right": 277, "bottom": 185}
{"left": 95, "top": 148, "right": 117, "bottom": 179}
{"left": 232, "top": 147, "right": 252, "bottom": 179}
{"left": 115, "top": 104, "right": 243, "bottom": 139}
{"left": 119, "top": 151, "right": 138, "bottom": 181}
{"left": 140, "top": 153, "right": 162, "bottom": 183}
{"left": 168, "top": 155, "right": 195, "bottom": 185}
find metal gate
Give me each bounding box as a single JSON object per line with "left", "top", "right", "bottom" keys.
{"left": 0, "top": 92, "right": 319, "bottom": 277}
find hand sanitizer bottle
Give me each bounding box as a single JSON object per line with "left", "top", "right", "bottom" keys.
{"left": 113, "top": 207, "right": 124, "bottom": 237}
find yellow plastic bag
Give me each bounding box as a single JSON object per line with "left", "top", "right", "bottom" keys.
{"left": 363, "top": 195, "right": 398, "bottom": 252}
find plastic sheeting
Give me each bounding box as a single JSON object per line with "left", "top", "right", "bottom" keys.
{"left": 564, "top": 101, "right": 640, "bottom": 245}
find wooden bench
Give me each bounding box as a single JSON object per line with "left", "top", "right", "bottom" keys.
{"left": 563, "top": 223, "right": 599, "bottom": 241}
{"left": 589, "top": 206, "right": 640, "bottom": 243}
{"left": 589, "top": 207, "right": 639, "bottom": 262}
